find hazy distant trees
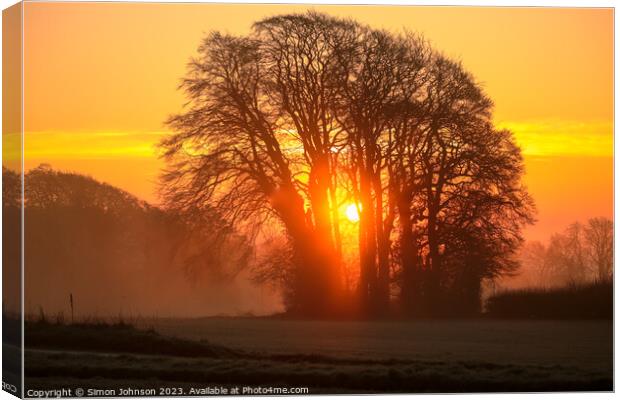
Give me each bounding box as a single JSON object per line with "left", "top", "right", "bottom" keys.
{"left": 161, "top": 12, "right": 534, "bottom": 317}
{"left": 2, "top": 167, "right": 20, "bottom": 208}
{"left": 585, "top": 218, "right": 614, "bottom": 282}
{"left": 512, "top": 218, "right": 613, "bottom": 289}
{"left": 7, "top": 165, "right": 253, "bottom": 317}
{"left": 517, "top": 241, "right": 551, "bottom": 286}
{"left": 547, "top": 223, "right": 589, "bottom": 285}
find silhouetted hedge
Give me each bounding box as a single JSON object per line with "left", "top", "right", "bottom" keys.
{"left": 485, "top": 281, "right": 612, "bottom": 319}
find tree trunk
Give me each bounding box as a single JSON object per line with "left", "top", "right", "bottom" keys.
{"left": 375, "top": 176, "right": 392, "bottom": 315}
{"left": 358, "top": 171, "right": 377, "bottom": 314}
{"left": 426, "top": 205, "right": 442, "bottom": 315}
{"left": 398, "top": 196, "right": 418, "bottom": 314}
{"left": 271, "top": 184, "right": 339, "bottom": 317}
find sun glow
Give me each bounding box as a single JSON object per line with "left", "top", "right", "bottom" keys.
{"left": 345, "top": 203, "right": 360, "bottom": 223}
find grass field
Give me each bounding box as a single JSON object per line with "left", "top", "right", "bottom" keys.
{"left": 146, "top": 318, "right": 613, "bottom": 367}
{"left": 24, "top": 318, "right": 613, "bottom": 394}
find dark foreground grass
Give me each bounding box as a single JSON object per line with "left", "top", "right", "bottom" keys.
{"left": 22, "top": 319, "right": 612, "bottom": 393}
{"left": 485, "top": 281, "right": 612, "bottom": 319}
{"left": 26, "top": 319, "right": 237, "bottom": 358}
{"left": 25, "top": 348, "right": 611, "bottom": 393}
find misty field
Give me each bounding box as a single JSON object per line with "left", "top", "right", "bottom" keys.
{"left": 147, "top": 318, "right": 612, "bottom": 364}
{"left": 24, "top": 318, "right": 612, "bottom": 394}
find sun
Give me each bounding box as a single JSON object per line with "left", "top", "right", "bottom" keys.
{"left": 345, "top": 203, "right": 360, "bottom": 223}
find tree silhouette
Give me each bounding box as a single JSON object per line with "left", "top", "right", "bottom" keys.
{"left": 160, "top": 25, "right": 343, "bottom": 315}
{"left": 161, "top": 12, "right": 535, "bottom": 317}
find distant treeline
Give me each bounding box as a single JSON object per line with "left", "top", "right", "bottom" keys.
{"left": 516, "top": 219, "right": 613, "bottom": 288}
{"left": 3, "top": 165, "right": 264, "bottom": 317}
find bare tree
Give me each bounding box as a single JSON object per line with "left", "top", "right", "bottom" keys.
{"left": 160, "top": 32, "right": 341, "bottom": 315}
{"left": 585, "top": 217, "right": 613, "bottom": 282}
{"left": 514, "top": 218, "right": 612, "bottom": 289}
{"left": 518, "top": 241, "right": 552, "bottom": 287}
{"left": 330, "top": 27, "right": 430, "bottom": 312}
{"left": 253, "top": 13, "right": 360, "bottom": 303}
{"left": 388, "top": 53, "right": 534, "bottom": 314}
{"left": 545, "top": 223, "right": 590, "bottom": 285}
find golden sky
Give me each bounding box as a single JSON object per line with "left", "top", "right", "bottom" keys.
{"left": 17, "top": 3, "right": 613, "bottom": 242}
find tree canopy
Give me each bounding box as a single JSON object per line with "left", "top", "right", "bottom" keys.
{"left": 161, "top": 12, "right": 535, "bottom": 317}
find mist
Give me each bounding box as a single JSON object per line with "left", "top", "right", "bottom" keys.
{"left": 4, "top": 166, "right": 284, "bottom": 319}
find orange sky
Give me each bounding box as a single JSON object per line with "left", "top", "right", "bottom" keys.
{"left": 15, "top": 3, "right": 613, "bottom": 242}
